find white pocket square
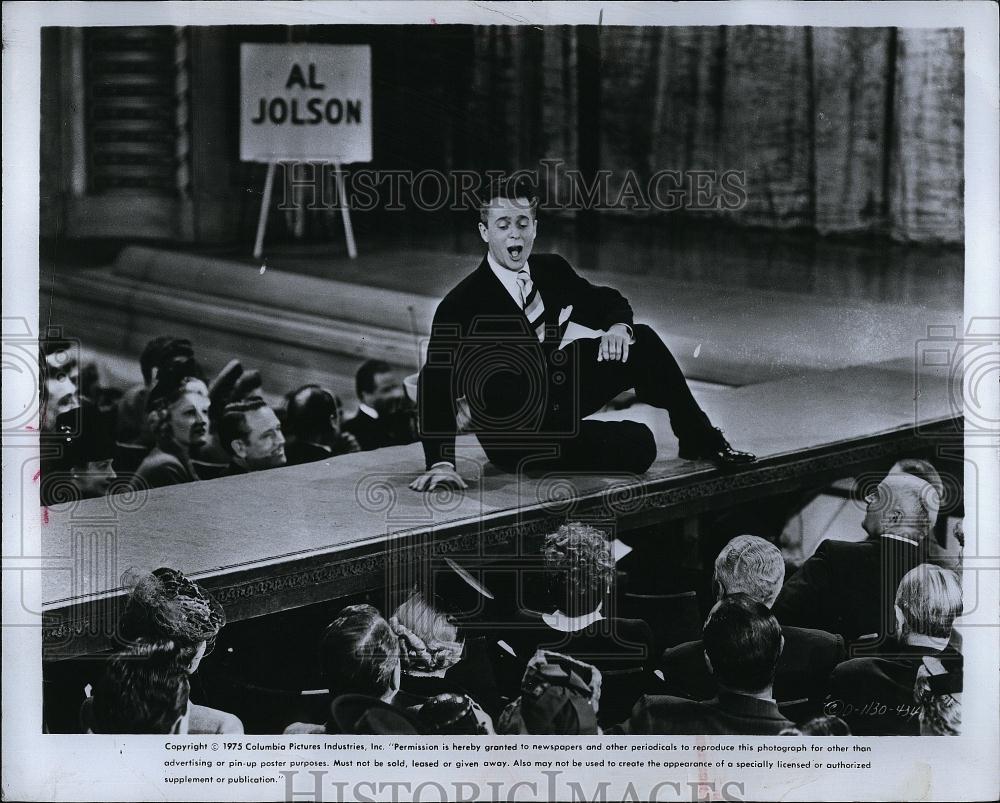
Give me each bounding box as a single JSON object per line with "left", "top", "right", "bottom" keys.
{"left": 558, "top": 305, "right": 574, "bottom": 325}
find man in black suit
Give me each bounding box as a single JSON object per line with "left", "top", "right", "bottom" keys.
{"left": 410, "top": 177, "right": 753, "bottom": 491}
{"left": 771, "top": 472, "right": 938, "bottom": 642}
{"left": 661, "top": 535, "right": 844, "bottom": 707}
{"left": 610, "top": 595, "right": 794, "bottom": 735}
{"left": 343, "top": 359, "right": 419, "bottom": 452}
{"left": 827, "top": 564, "right": 963, "bottom": 735}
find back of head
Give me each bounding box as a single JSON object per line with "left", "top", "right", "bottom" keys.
{"left": 355, "top": 359, "right": 392, "bottom": 400}
{"left": 895, "top": 564, "right": 962, "bottom": 639}
{"left": 321, "top": 604, "right": 399, "bottom": 698}
{"left": 703, "top": 594, "right": 783, "bottom": 694}
{"left": 875, "top": 473, "right": 940, "bottom": 540}
{"left": 389, "top": 592, "right": 463, "bottom": 674}
{"left": 713, "top": 534, "right": 785, "bottom": 608}
{"left": 285, "top": 384, "right": 341, "bottom": 442}
{"left": 140, "top": 336, "right": 195, "bottom": 386}
{"left": 91, "top": 641, "right": 191, "bottom": 734}
{"left": 542, "top": 522, "right": 614, "bottom": 616}
{"left": 120, "top": 567, "right": 225, "bottom": 664}
{"left": 888, "top": 460, "right": 944, "bottom": 528}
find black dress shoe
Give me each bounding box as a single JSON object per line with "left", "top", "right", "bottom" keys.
{"left": 678, "top": 428, "right": 756, "bottom": 467}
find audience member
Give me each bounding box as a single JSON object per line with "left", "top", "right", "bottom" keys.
{"left": 283, "top": 384, "right": 360, "bottom": 465}
{"left": 117, "top": 337, "right": 198, "bottom": 445}
{"left": 772, "top": 472, "right": 937, "bottom": 641}
{"left": 327, "top": 695, "right": 420, "bottom": 735}
{"left": 41, "top": 401, "right": 118, "bottom": 506}
{"left": 133, "top": 367, "right": 211, "bottom": 489}
{"left": 119, "top": 567, "right": 243, "bottom": 734}
{"left": 827, "top": 564, "right": 962, "bottom": 735}
{"left": 39, "top": 338, "right": 80, "bottom": 433}
{"left": 661, "top": 535, "right": 844, "bottom": 706}
{"left": 284, "top": 604, "right": 401, "bottom": 734}
{"left": 501, "top": 523, "right": 654, "bottom": 680}
{"left": 610, "top": 595, "right": 793, "bottom": 735}
{"left": 342, "top": 359, "right": 418, "bottom": 451}
{"left": 87, "top": 641, "right": 191, "bottom": 734}
{"left": 914, "top": 655, "right": 962, "bottom": 736}
{"left": 388, "top": 592, "right": 495, "bottom": 730}
{"left": 417, "top": 693, "right": 491, "bottom": 735}
{"left": 217, "top": 397, "right": 287, "bottom": 476}
{"left": 497, "top": 651, "right": 601, "bottom": 735}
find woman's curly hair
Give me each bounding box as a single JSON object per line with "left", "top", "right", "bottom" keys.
{"left": 543, "top": 523, "right": 615, "bottom": 615}
{"left": 119, "top": 567, "right": 225, "bottom": 666}
{"left": 388, "top": 592, "right": 463, "bottom": 674}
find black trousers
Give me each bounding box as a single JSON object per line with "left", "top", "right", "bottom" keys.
{"left": 481, "top": 324, "right": 713, "bottom": 475}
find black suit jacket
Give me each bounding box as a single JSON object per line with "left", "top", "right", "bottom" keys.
{"left": 661, "top": 625, "right": 845, "bottom": 705}
{"left": 418, "top": 254, "right": 633, "bottom": 468}
{"left": 608, "top": 691, "right": 794, "bottom": 735}
{"left": 771, "top": 536, "right": 926, "bottom": 642}
{"left": 342, "top": 410, "right": 391, "bottom": 451}
{"left": 828, "top": 638, "right": 963, "bottom": 736}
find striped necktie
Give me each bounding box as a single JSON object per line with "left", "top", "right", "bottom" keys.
{"left": 516, "top": 269, "right": 546, "bottom": 342}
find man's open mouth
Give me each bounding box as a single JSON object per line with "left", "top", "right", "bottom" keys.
{"left": 507, "top": 245, "right": 523, "bottom": 260}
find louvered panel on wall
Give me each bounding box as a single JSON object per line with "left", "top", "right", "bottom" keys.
{"left": 84, "top": 27, "right": 182, "bottom": 195}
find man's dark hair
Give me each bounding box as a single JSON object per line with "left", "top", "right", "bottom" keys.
{"left": 702, "top": 593, "right": 783, "bottom": 693}
{"left": 140, "top": 337, "right": 196, "bottom": 386}
{"left": 355, "top": 359, "right": 393, "bottom": 399}
{"left": 320, "top": 603, "right": 399, "bottom": 698}
{"left": 217, "top": 396, "right": 268, "bottom": 455}
{"left": 91, "top": 641, "right": 191, "bottom": 734}
{"left": 144, "top": 357, "right": 206, "bottom": 414}
{"left": 285, "top": 384, "right": 342, "bottom": 442}
{"left": 478, "top": 174, "right": 539, "bottom": 224}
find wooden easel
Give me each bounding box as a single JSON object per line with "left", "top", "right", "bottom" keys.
{"left": 253, "top": 160, "right": 357, "bottom": 260}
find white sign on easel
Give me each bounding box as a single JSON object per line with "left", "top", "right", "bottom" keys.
{"left": 240, "top": 44, "right": 372, "bottom": 259}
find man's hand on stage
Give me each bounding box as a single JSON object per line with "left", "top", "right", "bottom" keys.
{"left": 598, "top": 324, "right": 631, "bottom": 363}
{"left": 409, "top": 463, "right": 468, "bottom": 492}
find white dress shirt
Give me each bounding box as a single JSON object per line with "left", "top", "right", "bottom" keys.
{"left": 487, "top": 251, "right": 530, "bottom": 307}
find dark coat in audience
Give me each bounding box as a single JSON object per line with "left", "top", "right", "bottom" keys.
{"left": 342, "top": 410, "right": 392, "bottom": 451}
{"left": 828, "top": 638, "right": 963, "bottom": 736}
{"left": 608, "top": 691, "right": 794, "bottom": 735}
{"left": 660, "top": 625, "right": 845, "bottom": 705}
{"left": 771, "top": 536, "right": 925, "bottom": 642}
{"left": 284, "top": 438, "right": 356, "bottom": 466}
{"left": 133, "top": 447, "right": 200, "bottom": 489}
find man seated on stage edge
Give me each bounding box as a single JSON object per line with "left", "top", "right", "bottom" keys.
{"left": 410, "top": 176, "right": 754, "bottom": 492}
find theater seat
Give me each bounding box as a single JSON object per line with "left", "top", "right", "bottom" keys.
{"left": 622, "top": 591, "right": 701, "bottom": 653}
{"left": 596, "top": 667, "right": 649, "bottom": 729}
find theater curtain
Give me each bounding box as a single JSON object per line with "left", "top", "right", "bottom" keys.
{"left": 465, "top": 26, "right": 963, "bottom": 244}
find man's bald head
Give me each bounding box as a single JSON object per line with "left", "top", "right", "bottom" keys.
{"left": 863, "top": 472, "right": 939, "bottom": 541}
